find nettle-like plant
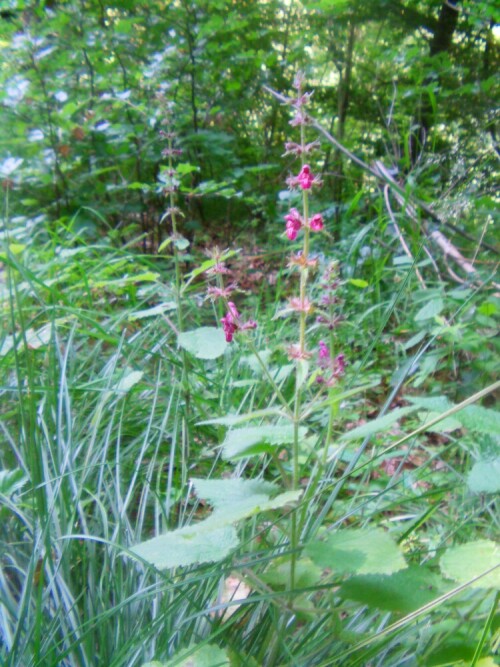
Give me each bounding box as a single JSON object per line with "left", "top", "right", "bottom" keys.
{"left": 130, "top": 77, "right": 500, "bottom": 666}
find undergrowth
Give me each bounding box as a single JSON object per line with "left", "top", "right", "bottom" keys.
{"left": 1, "top": 76, "right": 499, "bottom": 667}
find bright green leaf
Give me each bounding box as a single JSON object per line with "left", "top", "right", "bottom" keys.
{"left": 131, "top": 478, "right": 301, "bottom": 569}
{"left": 348, "top": 278, "right": 369, "bottom": 288}
{"left": 306, "top": 528, "right": 407, "bottom": 575}
{"left": 440, "top": 540, "right": 500, "bottom": 590}
{"left": 467, "top": 458, "right": 500, "bottom": 494}
{"left": 338, "top": 566, "right": 451, "bottom": 613}
{"left": 178, "top": 327, "right": 228, "bottom": 359}
{"left": 415, "top": 298, "right": 444, "bottom": 321}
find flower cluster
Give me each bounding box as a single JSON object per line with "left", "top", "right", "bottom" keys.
{"left": 221, "top": 302, "right": 257, "bottom": 343}
{"left": 316, "top": 262, "right": 344, "bottom": 330}
{"left": 316, "top": 341, "right": 346, "bottom": 386}
{"left": 284, "top": 207, "right": 324, "bottom": 241}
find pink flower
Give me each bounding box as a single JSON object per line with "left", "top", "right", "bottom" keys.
{"left": 284, "top": 208, "right": 302, "bottom": 240}
{"left": 335, "top": 353, "right": 346, "bottom": 376}
{"left": 221, "top": 305, "right": 238, "bottom": 343}
{"left": 309, "top": 213, "right": 324, "bottom": 232}
{"left": 221, "top": 302, "right": 257, "bottom": 343}
{"left": 318, "top": 340, "right": 330, "bottom": 361}
{"left": 297, "top": 165, "right": 314, "bottom": 190}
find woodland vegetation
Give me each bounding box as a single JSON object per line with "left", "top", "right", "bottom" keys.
{"left": 0, "top": 1, "right": 499, "bottom": 666}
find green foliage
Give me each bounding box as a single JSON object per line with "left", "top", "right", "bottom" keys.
{"left": 1, "top": 2, "right": 499, "bottom": 666}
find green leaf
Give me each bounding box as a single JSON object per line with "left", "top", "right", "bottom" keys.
{"left": 163, "top": 643, "right": 229, "bottom": 667}
{"left": 306, "top": 528, "right": 407, "bottom": 576}
{"left": 178, "top": 327, "right": 228, "bottom": 359}
{"left": 175, "top": 162, "right": 200, "bottom": 176}
{"left": 348, "top": 278, "right": 369, "bottom": 288}
{"left": 337, "top": 566, "right": 451, "bottom": 613}
{"left": 131, "top": 525, "right": 239, "bottom": 571}
{"left": 222, "top": 424, "right": 307, "bottom": 460}
{"left": 340, "top": 406, "right": 416, "bottom": 441}
{"left": 467, "top": 458, "right": 500, "bottom": 494}
{"left": 425, "top": 641, "right": 477, "bottom": 666}
{"left": 131, "top": 478, "right": 301, "bottom": 569}
{"left": 409, "top": 397, "right": 500, "bottom": 435}
{"left": 440, "top": 540, "right": 500, "bottom": 590}
{"left": 459, "top": 405, "right": 500, "bottom": 435}
{"left": 415, "top": 298, "right": 444, "bottom": 321}
{"left": 261, "top": 557, "right": 322, "bottom": 590}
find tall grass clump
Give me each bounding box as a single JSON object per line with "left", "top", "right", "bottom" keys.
{"left": 1, "top": 75, "right": 499, "bottom": 667}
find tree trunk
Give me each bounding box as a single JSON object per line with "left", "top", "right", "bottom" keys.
{"left": 409, "top": 1, "right": 460, "bottom": 166}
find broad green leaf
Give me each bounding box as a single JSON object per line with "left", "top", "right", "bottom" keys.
{"left": 191, "top": 478, "right": 278, "bottom": 507}
{"left": 178, "top": 327, "right": 227, "bottom": 359}
{"left": 403, "top": 329, "right": 426, "bottom": 350}
{"left": 425, "top": 641, "right": 476, "bottom": 666}
{"left": 131, "top": 524, "right": 239, "bottom": 571}
{"left": 440, "top": 540, "right": 500, "bottom": 590}
{"left": 175, "top": 162, "right": 199, "bottom": 176}
{"left": 222, "top": 424, "right": 307, "bottom": 460}
{"left": 131, "top": 478, "right": 301, "bottom": 569}
{"left": 409, "top": 397, "right": 500, "bottom": 435}
{"left": 340, "top": 407, "right": 416, "bottom": 441}
{"left": 306, "top": 528, "right": 407, "bottom": 575}
{"left": 417, "top": 412, "right": 462, "bottom": 433}
{"left": 415, "top": 298, "right": 444, "bottom": 321}
{"left": 261, "top": 557, "right": 322, "bottom": 590}
{"left": 337, "top": 566, "right": 451, "bottom": 613}
{"left": 459, "top": 405, "right": 500, "bottom": 435}
{"left": 163, "top": 643, "right": 229, "bottom": 667}
{"left": 467, "top": 458, "right": 500, "bottom": 494}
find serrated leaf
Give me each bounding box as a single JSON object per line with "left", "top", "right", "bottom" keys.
{"left": 178, "top": 327, "right": 228, "bottom": 359}
{"left": 409, "top": 397, "right": 500, "bottom": 435}
{"left": 131, "top": 524, "right": 240, "bottom": 570}
{"left": 418, "top": 411, "right": 462, "bottom": 433}
{"left": 338, "top": 566, "right": 451, "bottom": 613}
{"left": 415, "top": 298, "right": 444, "bottom": 321}
{"left": 222, "top": 424, "right": 307, "bottom": 460}
{"left": 440, "top": 540, "right": 500, "bottom": 590}
{"left": 131, "top": 478, "right": 301, "bottom": 569}
{"left": 340, "top": 406, "right": 416, "bottom": 441}
{"left": 306, "top": 528, "right": 407, "bottom": 575}
{"left": 459, "top": 405, "right": 500, "bottom": 435}
{"left": 467, "top": 458, "right": 500, "bottom": 494}
{"left": 191, "top": 478, "right": 278, "bottom": 507}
